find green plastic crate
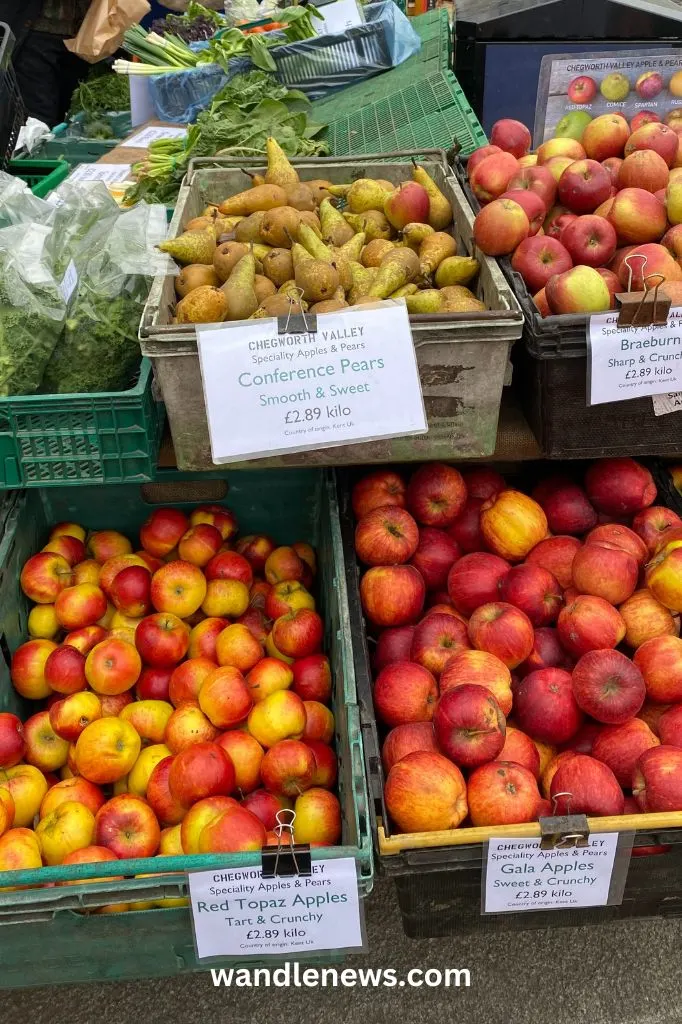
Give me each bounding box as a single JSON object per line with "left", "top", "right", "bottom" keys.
{"left": 401, "top": 8, "right": 451, "bottom": 72}
{"left": 15, "top": 114, "right": 133, "bottom": 166}
{"left": 0, "top": 359, "right": 164, "bottom": 489}
{"left": 7, "top": 158, "right": 69, "bottom": 197}
{"left": 316, "top": 69, "right": 486, "bottom": 156}
{"left": 0, "top": 469, "right": 372, "bottom": 987}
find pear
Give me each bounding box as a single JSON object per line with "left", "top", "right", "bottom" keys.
{"left": 159, "top": 228, "right": 216, "bottom": 266}
{"left": 334, "top": 232, "right": 366, "bottom": 263}
{"left": 254, "top": 275, "right": 277, "bottom": 303}
{"left": 298, "top": 223, "right": 334, "bottom": 260}
{"left": 390, "top": 283, "right": 419, "bottom": 299}
{"left": 412, "top": 161, "right": 453, "bottom": 230}
{"left": 348, "top": 262, "right": 376, "bottom": 305}
{"left": 264, "top": 137, "right": 299, "bottom": 190}
{"left": 262, "top": 248, "right": 294, "bottom": 287}
{"left": 214, "top": 215, "right": 243, "bottom": 237}
{"left": 240, "top": 169, "right": 265, "bottom": 187}
{"left": 278, "top": 280, "right": 309, "bottom": 309}
{"left": 292, "top": 242, "right": 314, "bottom": 270}
{"left": 295, "top": 260, "right": 340, "bottom": 304}
{"left": 235, "top": 211, "right": 267, "bottom": 243}
{"left": 176, "top": 285, "right": 228, "bottom": 323}
{"left": 320, "top": 198, "right": 354, "bottom": 247}
{"left": 361, "top": 238, "right": 396, "bottom": 268}
{"left": 253, "top": 294, "right": 304, "bottom": 318}
{"left": 440, "top": 285, "right": 486, "bottom": 313}
{"left": 330, "top": 179, "right": 394, "bottom": 214}
{"left": 306, "top": 179, "right": 334, "bottom": 205}
{"left": 252, "top": 243, "right": 272, "bottom": 264}
{"left": 222, "top": 253, "right": 258, "bottom": 321}
{"left": 285, "top": 184, "right": 315, "bottom": 212}
{"left": 368, "top": 249, "right": 420, "bottom": 299}
{"left": 419, "top": 232, "right": 458, "bottom": 277}
{"left": 406, "top": 290, "right": 443, "bottom": 314}
{"left": 435, "top": 256, "right": 480, "bottom": 288}
{"left": 402, "top": 222, "right": 435, "bottom": 251}
{"left": 299, "top": 210, "right": 322, "bottom": 237}
{"left": 213, "top": 241, "right": 249, "bottom": 283}
{"left": 344, "top": 210, "right": 393, "bottom": 241}
{"left": 311, "top": 298, "right": 348, "bottom": 313}
{"left": 175, "top": 264, "right": 220, "bottom": 298}
{"left": 219, "top": 184, "right": 287, "bottom": 216}
{"left": 185, "top": 215, "right": 216, "bottom": 233}
{"left": 260, "top": 206, "right": 301, "bottom": 249}
{"left": 202, "top": 205, "right": 220, "bottom": 217}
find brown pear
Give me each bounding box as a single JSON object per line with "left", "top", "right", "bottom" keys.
{"left": 235, "top": 211, "right": 267, "bottom": 243}
{"left": 298, "top": 210, "right": 322, "bottom": 237}
{"left": 295, "top": 260, "right": 340, "bottom": 304}
{"left": 344, "top": 210, "right": 393, "bottom": 241}
{"left": 368, "top": 249, "right": 420, "bottom": 299}
{"left": 402, "top": 222, "right": 435, "bottom": 251}
{"left": 306, "top": 179, "right": 334, "bottom": 205}
{"left": 260, "top": 207, "right": 301, "bottom": 249}
{"left": 319, "top": 198, "right": 354, "bottom": 247}
{"left": 213, "top": 241, "right": 249, "bottom": 283}
{"left": 311, "top": 298, "right": 348, "bottom": 312}
{"left": 185, "top": 215, "right": 216, "bottom": 232}
{"left": 285, "top": 184, "right": 315, "bottom": 212}
{"left": 361, "top": 238, "right": 396, "bottom": 268}
{"left": 253, "top": 294, "right": 304, "bottom": 318}
{"left": 219, "top": 184, "right": 287, "bottom": 216}
{"left": 176, "top": 285, "right": 228, "bottom": 324}
{"left": 440, "top": 286, "right": 486, "bottom": 313}
{"left": 419, "top": 232, "right": 458, "bottom": 277}
{"left": 261, "top": 248, "right": 294, "bottom": 287}
{"left": 222, "top": 253, "right": 258, "bottom": 321}
{"left": 254, "top": 275, "right": 277, "bottom": 303}
{"left": 175, "top": 264, "right": 220, "bottom": 298}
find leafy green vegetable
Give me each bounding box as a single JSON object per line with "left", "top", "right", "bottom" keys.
{"left": 68, "top": 71, "right": 130, "bottom": 119}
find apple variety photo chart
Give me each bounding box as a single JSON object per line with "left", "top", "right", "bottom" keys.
{"left": 533, "top": 49, "right": 682, "bottom": 145}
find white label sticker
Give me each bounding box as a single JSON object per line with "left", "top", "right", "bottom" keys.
{"left": 652, "top": 391, "right": 682, "bottom": 416}
{"left": 196, "top": 303, "right": 427, "bottom": 464}
{"left": 187, "top": 858, "right": 365, "bottom": 961}
{"left": 484, "top": 833, "right": 621, "bottom": 914}
{"left": 587, "top": 310, "right": 682, "bottom": 406}
{"left": 124, "top": 125, "right": 187, "bottom": 148}
{"left": 68, "top": 163, "right": 132, "bottom": 183}
{"left": 59, "top": 260, "right": 78, "bottom": 304}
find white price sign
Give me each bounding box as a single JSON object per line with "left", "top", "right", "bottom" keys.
{"left": 196, "top": 303, "right": 427, "bottom": 463}
{"left": 59, "top": 260, "right": 78, "bottom": 304}
{"left": 587, "top": 309, "right": 682, "bottom": 405}
{"left": 484, "top": 834, "right": 626, "bottom": 914}
{"left": 124, "top": 125, "right": 187, "bottom": 148}
{"left": 68, "top": 163, "right": 132, "bottom": 183}
{"left": 187, "top": 858, "right": 365, "bottom": 961}
{"left": 652, "top": 390, "right": 682, "bottom": 416}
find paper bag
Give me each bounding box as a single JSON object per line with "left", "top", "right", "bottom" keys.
{"left": 65, "top": 0, "right": 151, "bottom": 62}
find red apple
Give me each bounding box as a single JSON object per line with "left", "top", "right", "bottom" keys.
{"left": 168, "top": 741, "right": 235, "bottom": 806}
{"left": 410, "top": 612, "right": 470, "bottom": 677}
{"left": 408, "top": 527, "right": 460, "bottom": 591}
{"left": 571, "top": 542, "right": 638, "bottom": 605}
{"left": 135, "top": 613, "right": 189, "bottom": 667}
{"left": 514, "top": 668, "right": 583, "bottom": 744}
{"left": 447, "top": 552, "right": 510, "bottom": 617}
{"left": 384, "top": 751, "right": 467, "bottom": 833}
{"left": 633, "top": 635, "right": 682, "bottom": 704}
{"left": 633, "top": 745, "right": 682, "bottom": 811}
{"left": 382, "top": 722, "right": 438, "bottom": 772}
{"left": 498, "top": 564, "right": 563, "bottom": 627}
{"left": 406, "top": 463, "right": 467, "bottom": 528}
{"left": 633, "top": 506, "right": 682, "bottom": 555}
{"left": 557, "top": 595, "right": 626, "bottom": 659}
{"left": 490, "top": 119, "right": 531, "bottom": 158}
{"left": 136, "top": 666, "right": 172, "bottom": 702}
{"left": 550, "top": 753, "right": 624, "bottom": 815}
{"left": 518, "top": 627, "right": 574, "bottom": 677}
{"left": 500, "top": 188, "right": 546, "bottom": 234}
{"left": 658, "top": 705, "right": 682, "bottom": 748}
{"left": 596, "top": 267, "right": 620, "bottom": 308}
{"left": 572, "top": 649, "right": 646, "bottom": 724}
{"left": 467, "top": 760, "right": 541, "bottom": 826}
{"left": 511, "top": 235, "right": 573, "bottom": 293}
{"left": 271, "top": 609, "right": 323, "bottom": 659}
{"left": 354, "top": 505, "right": 419, "bottom": 566}
{"left": 527, "top": 536, "right": 581, "bottom": 590}
{"left": 461, "top": 467, "right": 505, "bottom": 501}
{"left": 585, "top": 523, "right": 648, "bottom": 565}
{"left": 109, "top": 565, "right": 151, "bottom": 618}
{"left": 592, "top": 718, "right": 660, "bottom": 787}
{"left": 373, "top": 660, "right": 437, "bottom": 727}
{"left": 544, "top": 205, "right": 577, "bottom": 239}
{"left": 468, "top": 144, "right": 503, "bottom": 175}
{"left": 372, "top": 625, "right": 416, "bottom": 672}
{"left": 558, "top": 159, "right": 612, "bottom": 213}
{"left": 204, "top": 551, "right": 253, "bottom": 586}
{"left": 241, "top": 789, "right": 291, "bottom": 831}
{"left": 139, "top": 508, "right": 189, "bottom": 559}
{"left": 560, "top": 214, "right": 617, "bottom": 267}
{"left": 625, "top": 122, "right": 679, "bottom": 167}
{"left": 0, "top": 713, "right": 25, "bottom": 769}
{"left": 507, "top": 166, "right": 558, "bottom": 210}
{"left": 351, "top": 470, "right": 406, "bottom": 519}
{"left": 440, "top": 648, "right": 512, "bottom": 715}
{"left": 433, "top": 684, "right": 505, "bottom": 768}
{"left": 617, "top": 149, "right": 670, "bottom": 193}
{"left": 495, "top": 726, "right": 541, "bottom": 777}
{"left": 467, "top": 601, "right": 534, "bottom": 669}
{"left": 360, "top": 565, "right": 425, "bottom": 627}
{"left": 532, "top": 476, "right": 597, "bottom": 535}
{"left": 291, "top": 654, "right": 331, "bottom": 703}
{"left": 581, "top": 114, "right": 629, "bottom": 162}
{"left": 473, "top": 198, "right": 530, "bottom": 255}
{"left": 469, "top": 151, "right": 519, "bottom": 204}
{"left": 567, "top": 75, "right": 597, "bottom": 104}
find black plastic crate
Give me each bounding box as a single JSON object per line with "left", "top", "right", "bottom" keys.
{"left": 0, "top": 23, "right": 24, "bottom": 170}
{"left": 337, "top": 465, "right": 682, "bottom": 937}
{"left": 650, "top": 459, "right": 682, "bottom": 518}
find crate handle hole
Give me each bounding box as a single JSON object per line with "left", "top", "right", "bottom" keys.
{"left": 140, "top": 481, "right": 228, "bottom": 506}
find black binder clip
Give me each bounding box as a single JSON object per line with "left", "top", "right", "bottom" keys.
{"left": 616, "top": 253, "right": 671, "bottom": 327}
{"left": 277, "top": 291, "right": 317, "bottom": 336}
{"left": 539, "top": 792, "right": 589, "bottom": 850}
{"left": 261, "top": 809, "right": 312, "bottom": 878}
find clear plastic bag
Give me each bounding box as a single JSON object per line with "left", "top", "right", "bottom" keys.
{"left": 0, "top": 224, "right": 67, "bottom": 396}
{"left": 42, "top": 203, "right": 170, "bottom": 394}
{"left": 0, "top": 171, "right": 51, "bottom": 229}
{"left": 45, "top": 179, "right": 120, "bottom": 277}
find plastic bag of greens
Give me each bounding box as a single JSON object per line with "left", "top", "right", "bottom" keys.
{"left": 0, "top": 223, "right": 67, "bottom": 396}
{"left": 0, "top": 171, "right": 52, "bottom": 229}
{"left": 42, "top": 203, "right": 170, "bottom": 395}
{"left": 45, "top": 180, "right": 120, "bottom": 277}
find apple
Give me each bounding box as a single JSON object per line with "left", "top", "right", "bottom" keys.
{"left": 526, "top": 535, "right": 581, "bottom": 591}
{"left": 139, "top": 508, "right": 188, "bottom": 558}
{"left": 202, "top": 578, "right": 250, "bottom": 619}
{"left": 23, "top": 709, "right": 69, "bottom": 772}
{"left": 84, "top": 637, "right": 141, "bottom": 696}
{"left": 302, "top": 701, "right": 334, "bottom": 744}
{"left": 658, "top": 705, "right": 682, "bottom": 748}
{"left": 557, "top": 595, "right": 626, "bottom": 658}
{"left": 246, "top": 657, "right": 293, "bottom": 703}
{"left": 180, "top": 795, "right": 237, "bottom": 853}
{"left": 373, "top": 661, "right": 437, "bottom": 726}
{"left": 49, "top": 691, "right": 101, "bottom": 742}
{"left": 241, "top": 790, "right": 291, "bottom": 831}
{"left": 617, "top": 150, "right": 669, "bottom": 195}
{"left": 469, "top": 152, "right": 519, "bottom": 204}
{"left": 550, "top": 752, "right": 624, "bottom": 816}
{"left": 35, "top": 799, "right": 96, "bottom": 865}
{"left": 447, "top": 497, "right": 485, "bottom": 553}
{"left": 360, "top": 565, "right": 425, "bottom": 627}
{"left": 354, "top": 505, "right": 419, "bottom": 566}
{"left": 352, "top": 470, "right": 406, "bottom": 519}
{"left": 560, "top": 214, "right": 617, "bottom": 267}
{"left": 619, "top": 590, "right": 676, "bottom": 649}
{"left": 625, "top": 122, "right": 679, "bottom": 167}
{"left": 43, "top": 534, "right": 86, "bottom": 567}
{"left": 511, "top": 236, "right": 573, "bottom": 293}
{"left": 634, "top": 71, "right": 663, "bottom": 100}
{"left": 20, "top": 551, "right": 73, "bottom": 604}
{"left": 447, "top": 551, "right": 510, "bottom": 616}
{"left": 571, "top": 541, "right": 638, "bottom": 605}
{"left": 372, "top": 625, "right": 416, "bottom": 672}
{"left": 434, "top": 684, "right": 505, "bottom": 768}
{"left": 631, "top": 111, "right": 661, "bottom": 134}
{"left": 585, "top": 458, "right": 656, "bottom": 516}
{"left": 608, "top": 188, "right": 667, "bottom": 244}
{"left": 166, "top": 658, "right": 213, "bottom": 707}
{"left": 216, "top": 730, "right": 264, "bottom": 794}
{"left": 595, "top": 267, "right": 620, "bottom": 308}
{"left": 151, "top": 560, "right": 206, "bottom": 619}
{"left": 467, "top": 144, "right": 503, "bottom": 175}
{"left": 136, "top": 665, "right": 172, "bottom": 702}
{"left": 500, "top": 188, "right": 546, "bottom": 234}
{"left": 404, "top": 463, "right": 467, "bottom": 528}
{"left": 646, "top": 547, "right": 682, "bottom": 612}
{"left": 44, "top": 644, "right": 87, "bottom": 695}
{"left": 247, "top": 689, "right": 306, "bottom": 748}
{"left": 468, "top": 601, "right": 534, "bottom": 669}
{"left": 536, "top": 138, "right": 586, "bottom": 165}
{"left": 546, "top": 264, "right": 611, "bottom": 314}
{"left": 544, "top": 207, "right": 577, "bottom": 240}
{"left": 109, "top": 566, "right": 151, "bottom": 619}
{"left": 0, "top": 713, "right": 25, "bottom": 769}
{"left": 518, "top": 626, "right": 574, "bottom": 677}
{"left": 213, "top": 623, "right": 262, "bottom": 674}
{"left": 495, "top": 725, "right": 541, "bottom": 777}
{"left": 490, "top": 118, "right": 531, "bottom": 158}
{"left": 408, "top": 527, "right": 460, "bottom": 591}
{"left": 558, "top": 159, "right": 612, "bottom": 214}
{"left": 567, "top": 75, "right": 597, "bottom": 104}
{"left": 135, "top": 612, "right": 189, "bottom": 667}
{"left": 87, "top": 531, "right": 133, "bottom": 565}
{"left": 507, "top": 166, "right": 558, "bottom": 210}
{"left": 633, "top": 745, "right": 682, "bottom": 812}
{"left": 199, "top": 665, "right": 253, "bottom": 729}
{"left": 234, "top": 535, "right": 276, "bottom": 574}
{"left": 271, "top": 609, "right": 323, "bottom": 660}
{"left": 264, "top": 546, "right": 306, "bottom": 586}
{"left": 238, "top": 607, "right": 271, "bottom": 645}
{"left": 165, "top": 702, "right": 217, "bottom": 753}
{"left": 95, "top": 793, "right": 160, "bottom": 858}
{"left": 39, "top": 776, "right": 104, "bottom": 820}
{"left": 572, "top": 649, "right": 646, "bottom": 724}
{"left": 499, "top": 564, "right": 562, "bottom": 627}
{"left": 410, "top": 612, "right": 470, "bottom": 677}
{"left": 167, "top": 740, "right": 234, "bottom": 806}
{"left": 633, "top": 635, "right": 682, "bottom": 703}
{"left": 176, "top": 524, "right": 223, "bottom": 570}
{"left": 119, "top": 699, "right": 173, "bottom": 745}
{"left": 146, "top": 756, "right": 187, "bottom": 826}
{"left": 187, "top": 617, "right": 227, "bottom": 661}
{"left": 592, "top": 718, "right": 659, "bottom": 788}
{"left": 467, "top": 761, "right": 541, "bottom": 826}
{"left": 555, "top": 110, "right": 593, "bottom": 141}
{"left": 293, "top": 788, "right": 341, "bottom": 846}
{"left": 264, "top": 581, "right": 312, "bottom": 620}
{"left": 439, "top": 648, "right": 513, "bottom": 715}
{"left": 384, "top": 750, "right": 467, "bottom": 833}
{"left": 126, "top": 742, "right": 172, "bottom": 798}
{"left": 99, "top": 692, "right": 133, "bottom": 717}
{"left": 601, "top": 157, "right": 623, "bottom": 187}
{"left": 633, "top": 506, "right": 682, "bottom": 554}
{"left": 515, "top": 668, "right": 583, "bottom": 744}
{"left": 384, "top": 182, "right": 430, "bottom": 230}
{"left": 306, "top": 740, "right": 337, "bottom": 789}
{"left": 472, "top": 198, "right": 529, "bottom": 256}
{"left": 75, "top": 717, "right": 140, "bottom": 784}
{"left": 260, "top": 738, "right": 315, "bottom": 797}
{"left": 189, "top": 505, "right": 237, "bottom": 543}
{"left": 10, "top": 638, "right": 57, "bottom": 700}
{"left": 382, "top": 722, "right": 438, "bottom": 772}
{"left": 480, "top": 490, "right": 547, "bottom": 563}
{"left": 532, "top": 476, "right": 597, "bottom": 535}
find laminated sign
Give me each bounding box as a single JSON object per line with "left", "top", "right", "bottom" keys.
{"left": 587, "top": 309, "right": 682, "bottom": 405}
{"left": 196, "top": 302, "right": 427, "bottom": 463}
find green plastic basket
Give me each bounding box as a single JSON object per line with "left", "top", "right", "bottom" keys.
{"left": 0, "top": 469, "right": 372, "bottom": 987}
{"left": 15, "top": 113, "right": 132, "bottom": 166}
{"left": 7, "top": 158, "right": 69, "bottom": 197}
{"left": 401, "top": 8, "right": 451, "bottom": 73}
{"left": 316, "top": 69, "right": 486, "bottom": 156}
{"left": 0, "top": 359, "right": 164, "bottom": 489}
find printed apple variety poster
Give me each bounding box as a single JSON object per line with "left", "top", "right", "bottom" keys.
{"left": 534, "top": 50, "right": 682, "bottom": 146}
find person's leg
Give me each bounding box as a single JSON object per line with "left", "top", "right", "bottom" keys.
{"left": 13, "top": 30, "right": 68, "bottom": 126}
